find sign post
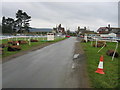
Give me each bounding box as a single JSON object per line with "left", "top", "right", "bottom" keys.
{"left": 84, "top": 34, "right": 88, "bottom": 42}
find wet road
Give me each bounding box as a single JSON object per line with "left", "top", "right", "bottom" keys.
{"left": 3, "top": 37, "right": 80, "bottom": 88}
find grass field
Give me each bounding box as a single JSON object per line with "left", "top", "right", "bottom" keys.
{"left": 81, "top": 41, "right": 120, "bottom": 88}
{"left": 1, "top": 37, "right": 67, "bottom": 58}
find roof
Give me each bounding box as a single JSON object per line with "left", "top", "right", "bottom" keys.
{"left": 110, "top": 27, "right": 120, "bottom": 30}
{"left": 97, "top": 27, "right": 108, "bottom": 32}
{"left": 98, "top": 27, "right": 120, "bottom": 31}
{"left": 97, "top": 26, "right": 120, "bottom": 34}
{"left": 29, "top": 28, "right": 53, "bottom": 32}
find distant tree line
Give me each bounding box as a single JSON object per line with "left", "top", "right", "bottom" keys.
{"left": 66, "top": 30, "right": 77, "bottom": 36}
{"left": 2, "top": 10, "right": 31, "bottom": 34}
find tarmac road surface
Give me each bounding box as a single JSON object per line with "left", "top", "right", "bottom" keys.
{"left": 2, "top": 37, "right": 89, "bottom": 88}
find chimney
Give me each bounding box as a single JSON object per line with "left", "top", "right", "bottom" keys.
{"left": 108, "top": 24, "right": 110, "bottom": 28}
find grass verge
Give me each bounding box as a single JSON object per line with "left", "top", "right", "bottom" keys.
{"left": 1, "top": 37, "right": 67, "bottom": 58}
{"left": 81, "top": 41, "right": 119, "bottom": 88}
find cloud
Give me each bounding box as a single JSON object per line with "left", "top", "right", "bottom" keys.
{"left": 2, "top": 0, "right": 120, "bottom": 2}
{"left": 2, "top": 2, "right": 118, "bottom": 31}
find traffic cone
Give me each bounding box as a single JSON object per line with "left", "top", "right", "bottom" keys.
{"left": 95, "top": 55, "right": 105, "bottom": 74}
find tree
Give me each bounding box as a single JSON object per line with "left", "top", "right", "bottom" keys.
{"left": 2, "top": 10, "right": 31, "bottom": 34}
{"left": 24, "top": 23, "right": 30, "bottom": 33}
{"left": 22, "top": 12, "right": 31, "bottom": 33}
{"left": 0, "top": 24, "right": 2, "bottom": 34}
{"left": 84, "top": 27, "right": 86, "bottom": 30}
{"left": 76, "top": 26, "right": 80, "bottom": 34}
{"left": 16, "top": 10, "right": 31, "bottom": 33}
{"left": 16, "top": 10, "right": 22, "bottom": 33}
{"left": 2, "top": 16, "right": 8, "bottom": 33}
{"left": 6, "top": 18, "right": 15, "bottom": 31}
{"left": 2, "top": 16, "right": 15, "bottom": 33}
{"left": 66, "top": 30, "right": 70, "bottom": 35}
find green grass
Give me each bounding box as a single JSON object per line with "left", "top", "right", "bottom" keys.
{"left": 1, "top": 37, "right": 67, "bottom": 58}
{"left": 81, "top": 41, "right": 119, "bottom": 88}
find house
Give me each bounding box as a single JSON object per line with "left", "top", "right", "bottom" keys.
{"left": 97, "top": 27, "right": 109, "bottom": 34}
{"left": 110, "top": 27, "right": 120, "bottom": 34}
{"left": 53, "top": 24, "right": 66, "bottom": 35}
{"left": 78, "top": 27, "right": 87, "bottom": 34}
{"left": 78, "top": 26, "right": 95, "bottom": 34}
{"left": 97, "top": 24, "right": 120, "bottom": 34}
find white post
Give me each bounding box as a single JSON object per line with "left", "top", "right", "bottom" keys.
{"left": 24, "top": 36, "right": 26, "bottom": 41}
{"left": 84, "top": 34, "right": 87, "bottom": 42}
{"left": 12, "top": 37, "right": 14, "bottom": 41}
{"left": 37, "top": 35, "right": 38, "bottom": 40}
{"left": 28, "top": 38, "right": 31, "bottom": 45}
{"left": 96, "top": 38, "right": 98, "bottom": 47}
{"left": 42, "top": 35, "right": 44, "bottom": 41}
{"left": 8, "top": 37, "right": 9, "bottom": 41}
{"left": 91, "top": 37, "right": 93, "bottom": 46}
{"left": 16, "top": 36, "right": 17, "bottom": 41}
{"left": 41, "top": 34, "right": 42, "bottom": 40}
{"left": 112, "top": 41, "right": 118, "bottom": 61}
{"left": 36, "top": 36, "right": 38, "bottom": 40}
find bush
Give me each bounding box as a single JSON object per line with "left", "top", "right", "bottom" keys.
{"left": 30, "top": 39, "right": 38, "bottom": 42}
{"left": 18, "top": 40, "right": 28, "bottom": 44}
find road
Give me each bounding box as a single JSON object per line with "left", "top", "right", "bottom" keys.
{"left": 2, "top": 37, "right": 89, "bottom": 88}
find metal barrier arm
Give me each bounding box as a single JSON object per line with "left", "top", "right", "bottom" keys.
{"left": 112, "top": 41, "right": 118, "bottom": 61}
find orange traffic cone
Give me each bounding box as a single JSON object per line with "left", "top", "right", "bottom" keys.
{"left": 95, "top": 55, "right": 105, "bottom": 74}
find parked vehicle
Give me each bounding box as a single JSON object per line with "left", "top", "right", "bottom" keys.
{"left": 66, "top": 35, "right": 71, "bottom": 38}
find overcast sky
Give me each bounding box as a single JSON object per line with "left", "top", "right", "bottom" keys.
{"left": 1, "top": 1, "right": 119, "bottom": 31}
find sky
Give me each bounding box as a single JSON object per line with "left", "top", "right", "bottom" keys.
{"left": 1, "top": 0, "right": 119, "bottom": 32}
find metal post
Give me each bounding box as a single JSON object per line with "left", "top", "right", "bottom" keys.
{"left": 112, "top": 41, "right": 118, "bottom": 61}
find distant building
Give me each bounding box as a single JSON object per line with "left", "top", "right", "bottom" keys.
{"left": 110, "top": 27, "right": 120, "bottom": 34}
{"left": 79, "top": 27, "right": 87, "bottom": 34}
{"left": 29, "top": 28, "right": 53, "bottom": 34}
{"left": 53, "top": 24, "right": 66, "bottom": 35}
{"left": 97, "top": 24, "right": 120, "bottom": 34}
{"left": 78, "top": 26, "right": 95, "bottom": 34}
{"left": 97, "top": 27, "right": 109, "bottom": 34}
